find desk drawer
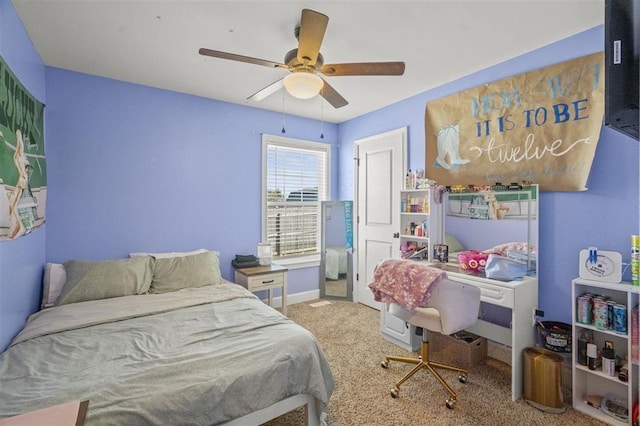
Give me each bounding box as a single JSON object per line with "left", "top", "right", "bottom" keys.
{"left": 472, "top": 280, "right": 515, "bottom": 309}
{"left": 246, "top": 272, "right": 284, "bottom": 290}
{"left": 447, "top": 273, "right": 515, "bottom": 309}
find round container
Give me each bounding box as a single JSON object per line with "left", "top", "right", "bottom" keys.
{"left": 607, "top": 300, "right": 616, "bottom": 330}
{"left": 593, "top": 298, "right": 609, "bottom": 330}
{"left": 613, "top": 304, "right": 627, "bottom": 335}
{"left": 576, "top": 295, "right": 592, "bottom": 324}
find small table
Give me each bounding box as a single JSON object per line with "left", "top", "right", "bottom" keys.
{"left": 234, "top": 264, "right": 288, "bottom": 315}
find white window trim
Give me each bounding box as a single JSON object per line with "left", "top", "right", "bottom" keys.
{"left": 275, "top": 253, "right": 321, "bottom": 269}
{"left": 261, "top": 134, "right": 331, "bottom": 267}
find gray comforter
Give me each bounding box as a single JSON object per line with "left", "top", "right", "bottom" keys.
{"left": 0, "top": 283, "right": 334, "bottom": 425}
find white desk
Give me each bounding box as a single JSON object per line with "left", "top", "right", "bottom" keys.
{"left": 442, "top": 266, "right": 538, "bottom": 401}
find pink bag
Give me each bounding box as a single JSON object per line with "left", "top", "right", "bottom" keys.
{"left": 457, "top": 250, "right": 489, "bottom": 272}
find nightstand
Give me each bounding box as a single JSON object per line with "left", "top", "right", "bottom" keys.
{"left": 234, "top": 264, "right": 288, "bottom": 315}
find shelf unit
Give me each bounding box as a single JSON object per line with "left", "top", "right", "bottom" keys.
{"left": 572, "top": 278, "right": 639, "bottom": 425}
{"left": 399, "top": 186, "right": 443, "bottom": 261}
{"left": 380, "top": 182, "right": 443, "bottom": 352}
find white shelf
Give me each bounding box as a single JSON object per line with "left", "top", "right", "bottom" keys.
{"left": 572, "top": 278, "right": 639, "bottom": 425}
{"left": 400, "top": 234, "right": 428, "bottom": 241}
{"left": 573, "top": 399, "right": 628, "bottom": 426}
{"left": 575, "top": 364, "right": 629, "bottom": 385}
{"left": 575, "top": 322, "right": 629, "bottom": 339}
{"left": 382, "top": 183, "right": 443, "bottom": 351}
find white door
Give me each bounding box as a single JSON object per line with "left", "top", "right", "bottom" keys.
{"left": 355, "top": 128, "right": 406, "bottom": 309}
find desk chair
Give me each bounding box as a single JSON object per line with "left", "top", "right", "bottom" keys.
{"left": 381, "top": 278, "right": 481, "bottom": 409}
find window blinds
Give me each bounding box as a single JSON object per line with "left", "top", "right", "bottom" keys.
{"left": 265, "top": 141, "right": 328, "bottom": 258}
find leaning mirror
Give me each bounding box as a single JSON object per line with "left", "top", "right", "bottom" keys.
{"left": 320, "top": 201, "right": 353, "bottom": 300}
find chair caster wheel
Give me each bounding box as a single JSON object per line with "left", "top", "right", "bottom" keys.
{"left": 458, "top": 373, "right": 467, "bottom": 383}
{"left": 390, "top": 387, "right": 399, "bottom": 398}
{"left": 445, "top": 398, "right": 456, "bottom": 409}
{"left": 381, "top": 360, "right": 389, "bottom": 369}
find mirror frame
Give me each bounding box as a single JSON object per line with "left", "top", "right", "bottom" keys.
{"left": 320, "top": 201, "right": 353, "bottom": 301}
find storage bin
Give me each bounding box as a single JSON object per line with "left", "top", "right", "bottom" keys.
{"left": 429, "top": 331, "right": 487, "bottom": 369}
{"left": 537, "top": 321, "right": 572, "bottom": 353}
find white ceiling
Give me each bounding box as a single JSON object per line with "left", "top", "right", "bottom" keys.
{"left": 12, "top": 0, "right": 604, "bottom": 124}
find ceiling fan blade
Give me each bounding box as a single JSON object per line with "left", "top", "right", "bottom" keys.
{"left": 247, "top": 78, "right": 284, "bottom": 102}
{"left": 320, "top": 62, "right": 406, "bottom": 76}
{"left": 297, "top": 9, "right": 328, "bottom": 66}
{"left": 320, "top": 80, "right": 348, "bottom": 109}
{"left": 199, "top": 48, "right": 287, "bottom": 69}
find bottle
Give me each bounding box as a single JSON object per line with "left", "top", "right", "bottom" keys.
{"left": 577, "top": 329, "right": 592, "bottom": 366}
{"left": 619, "top": 356, "right": 629, "bottom": 382}
{"left": 602, "top": 346, "right": 615, "bottom": 376}
{"left": 587, "top": 343, "right": 598, "bottom": 370}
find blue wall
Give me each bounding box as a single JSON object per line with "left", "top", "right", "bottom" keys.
{"left": 44, "top": 68, "right": 338, "bottom": 283}
{"left": 339, "top": 26, "right": 639, "bottom": 325}
{"left": 0, "top": 0, "right": 47, "bottom": 350}
{"left": 2, "top": 0, "right": 638, "bottom": 352}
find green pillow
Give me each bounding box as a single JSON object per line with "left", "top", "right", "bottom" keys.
{"left": 445, "top": 233, "right": 465, "bottom": 254}
{"left": 57, "top": 256, "right": 153, "bottom": 306}
{"left": 150, "top": 250, "right": 223, "bottom": 294}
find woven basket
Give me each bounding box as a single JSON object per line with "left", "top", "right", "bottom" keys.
{"left": 429, "top": 331, "right": 487, "bottom": 369}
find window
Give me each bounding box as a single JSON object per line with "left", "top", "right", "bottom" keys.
{"left": 262, "top": 134, "right": 330, "bottom": 261}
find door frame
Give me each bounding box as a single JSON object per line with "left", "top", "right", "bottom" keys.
{"left": 352, "top": 127, "right": 407, "bottom": 305}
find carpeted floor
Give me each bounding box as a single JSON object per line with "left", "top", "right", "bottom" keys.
{"left": 264, "top": 300, "right": 606, "bottom": 426}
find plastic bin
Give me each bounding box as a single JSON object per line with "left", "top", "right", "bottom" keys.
{"left": 523, "top": 347, "right": 565, "bottom": 413}
{"left": 537, "top": 321, "right": 572, "bottom": 353}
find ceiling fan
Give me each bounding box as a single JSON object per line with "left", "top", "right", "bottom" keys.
{"left": 199, "top": 9, "right": 405, "bottom": 109}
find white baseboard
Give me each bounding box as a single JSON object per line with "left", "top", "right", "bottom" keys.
{"left": 260, "top": 290, "right": 320, "bottom": 309}
{"left": 487, "top": 340, "right": 512, "bottom": 365}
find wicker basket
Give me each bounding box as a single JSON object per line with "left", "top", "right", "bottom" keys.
{"left": 429, "top": 331, "right": 487, "bottom": 369}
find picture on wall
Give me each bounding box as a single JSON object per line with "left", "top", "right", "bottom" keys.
{"left": 425, "top": 52, "right": 604, "bottom": 192}
{"left": 0, "top": 54, "right": 46, "bottom": 240}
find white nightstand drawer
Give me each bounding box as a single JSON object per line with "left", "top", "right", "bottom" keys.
{"left": 245, "top": 272, "right": 285, "bottom": 290}
{"left": 234, "top": 264, "right": 288, "bottom": 315}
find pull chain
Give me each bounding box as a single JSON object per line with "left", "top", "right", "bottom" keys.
{"left": 320, "top": 90, "right": 324, "bottom": 139}
{"left": 281, "top": 87, "right": 286, "bottom": 134}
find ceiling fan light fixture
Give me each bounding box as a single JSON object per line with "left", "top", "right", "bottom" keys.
{"left": 283, "top": 72, "right": 323, "bottom": 99}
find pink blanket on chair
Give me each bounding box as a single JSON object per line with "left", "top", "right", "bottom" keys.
{"left": 368, "top": 259, "right": 447, "bottom": 310}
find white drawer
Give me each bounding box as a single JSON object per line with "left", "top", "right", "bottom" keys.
{"left": 447, "top": 272, "right": 515, "bottom": 309}
{"left": 471, "top": 280, "right": 515, "bottom": 309}
{"left": 245, "top": 272, "right": 285, "bottom": 291}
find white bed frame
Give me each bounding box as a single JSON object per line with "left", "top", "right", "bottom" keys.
{"left": 221, "top": 394, "right": 321, "bottom": 426}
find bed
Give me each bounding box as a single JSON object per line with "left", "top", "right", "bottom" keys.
{"left": 325, "top": 246, "right": 347, "bottom": 281}
{"left": 0, "top": 249, "right": 334, "bottom": 425}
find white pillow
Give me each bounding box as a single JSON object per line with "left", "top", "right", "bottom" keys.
{"left": 42, "top": 262, "right": 66, "bottom": 308}
{"left": 129, "top": 248, "right": 216, "bottom": 258}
